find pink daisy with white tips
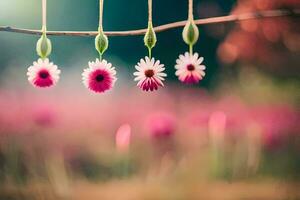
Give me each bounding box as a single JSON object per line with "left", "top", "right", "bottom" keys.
{"left": 27, "top": 58, "right": 61, "bottom": 88}
{"left": 82, "top": 59, "right": 117, "bottom": 93}
{"left": 175, "top": 52, "right": 206, "bottom": 84}
{"left": 133, "top": 56, "right": 167, "bottom": 92}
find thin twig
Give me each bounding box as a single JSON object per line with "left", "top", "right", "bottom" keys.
{"left": 0, "top": 9, "right": 299, "bottom": 37}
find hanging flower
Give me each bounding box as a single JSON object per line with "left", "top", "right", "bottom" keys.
{"left": 82, "top": 59, "right": 117, "bottom": 93}
{"left": 27, "top": 58, "right": 61, "bottom": 88}
{"left": 133, "top": 57, "right": 167, "bottom": 91}
{"left": 175, "top": 52, "right": 206, "bottom": 84}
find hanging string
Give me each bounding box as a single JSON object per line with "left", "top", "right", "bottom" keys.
{"left": 99, "top": 0, "right": 104, "bottom": 32}
{"left": 148, "top": 0, "right": 152, "bottom": 58}
{"left": 188, "top": 0, "right": 194, "bottom": 54}
{"left": 42, "top": 0, "right": 47, "bottom": 33}
{"left": 148, "top": 0, "right": 152, "bottom": 23}
{"left": 188, "top": 0, "right": 194, "bottom": 21}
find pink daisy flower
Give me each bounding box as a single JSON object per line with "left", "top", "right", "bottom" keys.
{"left": 133, "top": 57, "right": 167, "bottom": 91}
{"left": 82, "top": 59, "right": 117, "bottom": 93}
{"left": 27, "top": 58, "right": 61, "bottom": 88}
{"left": 175, "top": 52, "right": 206, "bottom": 84}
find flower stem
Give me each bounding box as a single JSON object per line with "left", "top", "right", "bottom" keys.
{"left": 189, "top": 44, "right": 193, "bottom": 55}
{"left": 148, "top": 47, "right": 152, "bottom": 59}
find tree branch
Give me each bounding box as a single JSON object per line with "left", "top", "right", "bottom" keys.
{"left": 0, "top": 9, "right": 299, "bottom": 37}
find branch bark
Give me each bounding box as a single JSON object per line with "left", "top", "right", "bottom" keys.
{"left": 0, "top": 9, "right": 299, "bottom": 37}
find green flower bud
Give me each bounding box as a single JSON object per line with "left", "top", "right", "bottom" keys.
{"left": 182, "top": 20, "right": 199, "bottom": 46}
{"left": 36, "top": 34, "right": 52, "bottom": 58}
{"left": 95, "top": 29, "right": 109, "bottom": 56}
{"left": 144, "top": 22, "right": 157, "bottom": 50}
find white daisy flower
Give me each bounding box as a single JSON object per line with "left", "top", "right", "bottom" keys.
{"left": 27, "top": 58, "right": 60, "bottom": 88}
{"left": 82, "top": 59, "right": 117, "bottom": 93}
{"left": 175, "top": 52, "right": 206, "bottom": 84}
{"left": 133, "top": 57, "right": 167, "bottom": 91}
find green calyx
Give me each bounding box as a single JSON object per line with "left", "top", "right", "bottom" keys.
{"left": 95, "top": 28, "right": 109, "bottom": 58}
{"left": 36, "top": 32, "right": 52, "bottom": 59}
{"left": 182, "top": 20, "right": 199, "bottom": 46}
{"left": 144, "top": 22, "right": 157, "bottom": 55}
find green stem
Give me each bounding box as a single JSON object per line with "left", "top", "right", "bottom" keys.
{"left": 148, "top": 47, "right": 152, "bottom": 59}
{"left": 189, "top": 44, "right": 193, "bottom": 55}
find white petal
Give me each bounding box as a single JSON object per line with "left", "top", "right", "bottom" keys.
{"left": 133, "top": 71, "right": 142, "bottom": 76}
{"left": 157, "top": 72, "right": 167, "bottom": 77}
{"left": 193, "top": 53, "right": 199, "bottom": 61}
{"left": 37, "top": 58, "right": 43, "bottom": 64}
{"left": 197, "top": 65, "right": 206, "bottom": 70}
{"left": 156, "top": 66, "right": 165, "bottom": 72}
{"left": 145, "top": 57, "right": 150, "bottom": 64}
{"left": 150, "top": 58, "right": 155, "bottom": 66}
{"left": 135, "top": 65, "right": 142, "bottom": 71}
{"left": 197, "top": 57, "right": 204, "bottom": 64}
{"left": 134, "top": 76, "right": 142, "bottom": 81}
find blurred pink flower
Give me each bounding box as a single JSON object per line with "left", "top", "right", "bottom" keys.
{"left": 215, "top": 96, "right": 251, "bottom": 135}
{"left": 0, "top": 92, "right": 32, "bottom": 135}
{"left": 209, "top": 111, "right": 227, "bottom": 137}
{"left": 0, "top": 86, "right": 298, "bottom": 153}
{"left": 115, "top": 124, "right": 131, "bottom": 152}
{"left": 251, "top": 105, "right": 300, "bottom": 148}
{"left": 32, "top": 104, "right": 56, "bottom": 127}
{"left": 146, "top": 112, "right": 176, "bottom": 139}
